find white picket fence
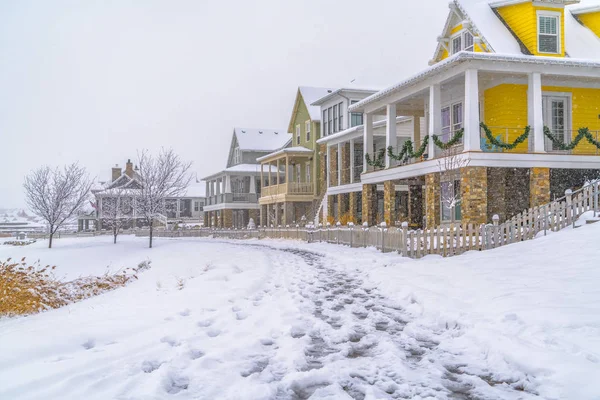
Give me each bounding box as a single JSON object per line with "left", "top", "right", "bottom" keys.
{"left": 138, "top": 182, "right": 599, "bottom": 258}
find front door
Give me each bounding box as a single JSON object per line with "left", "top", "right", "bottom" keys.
{"left": 543, "top": 95, "right": 570, "bottom": 151}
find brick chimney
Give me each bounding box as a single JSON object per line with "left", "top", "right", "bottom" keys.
{"left": 125, "top": 159, "right": 134, "bottom": 178}
{"left": 111, "top": 164, "right": 122, "bottom": 182}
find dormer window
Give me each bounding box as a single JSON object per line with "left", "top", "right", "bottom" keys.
{"left": 538, "top": 12, "right": 560, "bottom": 54}
{"left": 233, "top": 147, "right": 241, "bottom": 164}
{"left": 451, "top": 31, "right": 474, "bottom": 54}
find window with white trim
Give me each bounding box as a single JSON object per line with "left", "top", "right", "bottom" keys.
{"left": 233, "top": 147, "right": 241, "bottom": 164}
{"left": 338, "top": 102, "right": 344, "bottom": 130}
{"left": 451, "top": 31, "right": 475, "bottom": 54}
{"left": 296, "top": 124, "right": 300, "bottom": 145}
{"left": 305, "top": 121, "right": 311, "bottom": 142}
{"left": 322, "top": 110, "right": 328, "bottom": 137}
{"left": 306, "top": 162, "right": 311, "bottom": 183}
{"left": 538, "top": 13, "right": 560, "bottom": 54}
{"left": 333, "top": 104, "right": 338, "bottom": 133}
{"left": 440, "top": 102, "right": 463, "bottom": 143}
{"left": 350, "top": 100, "right": 363, "bottom": 127}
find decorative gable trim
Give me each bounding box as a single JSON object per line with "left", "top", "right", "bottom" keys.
{"left": 287, "top": 88, "right": 305, "bottom": 134}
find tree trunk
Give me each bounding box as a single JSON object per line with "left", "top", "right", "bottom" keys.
{"left": 48, "top": 232, "right": 53, "bottom": 248}
{"left": 149, "top": 222, "right": 153, "bottom": 249}
{"left": 113, "top": 229, "right": 117, "bottom": 244}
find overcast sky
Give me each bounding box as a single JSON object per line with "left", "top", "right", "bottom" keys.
{"left": 0, "top": 0, "right": 453, "bottom": 208}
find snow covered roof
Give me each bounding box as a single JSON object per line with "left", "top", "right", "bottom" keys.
{"left": 298, "top": 87, "right": 337, "bottom": 121}
{"left": 350, "top": 51, "right": 600, "bottom": 112}
{"left": 570, "top": 3, "right": 600, "bottom": 14}
{"left": 203, "top": 164, "right": 279, "bottom": 180}
{"left": 184, "top": 181, "right": 206, "bottom": 198}
{"left": 448, "top": 0, "right": 600, "bottom": 60}
{"left": 233, "top": 128, "right": 291, "bottom": 152}
{"left": 256, "top": 146, "right": 314, "bottom": 162}
{"left": 311, "top": 88, "right": 380, "bottom": 106}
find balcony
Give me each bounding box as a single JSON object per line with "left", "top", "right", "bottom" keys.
{"left": 260, "top": 182, "right": 315, "bottom": 198}
{"left": 207, "top": 193, "right": 258, "bottom": 205}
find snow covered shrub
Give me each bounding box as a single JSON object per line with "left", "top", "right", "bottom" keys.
{"left": 0, "top": 257, "right": 150, "bottom": 317}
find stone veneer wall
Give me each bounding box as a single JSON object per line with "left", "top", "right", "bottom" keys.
{"left": 319, "top": 144, "right": 327, "bottom": 197}
{"left": 329, "top": 146, "right": 338, "bottom": 187}
{"left": 487, "top": 168, "right": 507, "bottom": 222}
{"left": 425, "top": 173, "right": 440, "bottom": 229}
{"left": 409, "top": 185, "right": 424, "bottom": 228}
{"left": 460, "top": 166, "right": 488, "bottom": 225}
{"left": 529, "top": 167, "right": 550, "bottom": 208}
{"left": 362, "top": 184, "right": 377, "bottom": 226}
{"left": 222, "top": 209, "right": 233, "bottom": 228}
{"left": 383, "top": 180, "right": 396, "bottom": 226}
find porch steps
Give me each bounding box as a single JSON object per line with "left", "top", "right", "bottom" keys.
{"left": 313, "top": 195, "right": 328, "bottom": 226}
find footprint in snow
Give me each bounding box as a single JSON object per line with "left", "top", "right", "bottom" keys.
{"left": 197, "top": 319, "right": 213, "bottom": 328}
{"left": 82, "top": 339, "right": 96, "bottom": 350}
{"left": 231, "top": 305, "right": 242, "bottom": 312}
{"left": 206, "top": 328, "right": 221, "bottom": 338}
{"left": 141, "top": 359, "right": 163, "bottom": 373}
{"left": 160, "top": 336, "right": 180, "bottom": 347}
{"left": 260, "top": 338, "right": 275, "bottom": 346}
{"left": 188, "top": 349, "right": 205, "bottom": 360}
{"left": 163, "top": 371, "right": 190, "bottom": 394}
{"left": 179, "top": 309, "right": 191, "bottom": 317}
{"left": 236, "top": 311, "right": 249, "bottom": 320}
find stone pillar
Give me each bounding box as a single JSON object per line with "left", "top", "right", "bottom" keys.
{"left": 362, "top": 184, "right": 377, "bottom": 226}
{"left": 341, "top": 143, "right": 351, "bottom": 185}
{"left": 330, "top": 146, "right": 338, "bottom": 186}
{"left": 338, "top": 193, "right": 349, "bottom": 221}
{"left": 319, "top": 144, "right": 327, "bottom": 196}
{"left": 383, "top": 180, "right": 396, "bottom": 226}
{"left": 409, "top": 184, "right": 424, "bottom": 228}
{"left": 461, "top": 166, "right": 488, "bottom": 225}
{"left": 274, "top": 203, "right": 280, "bottom": 226}
{"left": 348, "top": 192, "right": 358, "bottom": 223}
{"left": 530, "top": 167, "right": 550, "bottom": 207}
{"left": 326, "top": 195, "right": 334, "bottom": 224}
{"left": 223, "top": 209, "right": 233, "bottom": 228}
{"left": 425, "top": 173, "right": 440, "bottom": 229}
{"left": 487, "top": 168, "right": 507, "bottom": 222}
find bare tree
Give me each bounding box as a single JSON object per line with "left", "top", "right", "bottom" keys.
{"left": 437, "top": 147, "right": 470, "bottom": 224}
{"left": 99, "top": 187, "right": 134, "bottom": 244}
{"left": 23, "top": 164, "right": 92, "bottom": 248}
{"left": 135, "top": 149, "right": 192, "bottom": 248}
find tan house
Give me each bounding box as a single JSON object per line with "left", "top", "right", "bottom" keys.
{"left": 257, "top": 87, "right": 334, "bottom": 226}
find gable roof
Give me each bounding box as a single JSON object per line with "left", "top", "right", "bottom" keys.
{"left": 311, "top": 88, "right": 380, "bottom": 106}
{"left": 434, "top": 0, "right": 600, "bottom": 62}
{"left": 233, "top": 127, "right": 291, "bottom": 152}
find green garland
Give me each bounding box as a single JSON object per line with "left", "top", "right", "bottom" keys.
{"left": 544, "top": 126, "right": 600, "bottom": 150}
{"left": 432, "top": 128, "right": 464, "bottom": 150}
{"left": 365, "top": 148, "right": 385, "bottom": 169}
{"left": 387, "top": 136, "right": 429, "bottom": 162}
{"left": 481, "top": 122, "right": 529, "bottom": 150}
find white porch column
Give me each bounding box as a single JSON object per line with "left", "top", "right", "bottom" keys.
{"left": 260, "top": 164, "right": 264, "bottom": 190}
{"left": 285, "top": 156, "right": 289, "bottom": 186}
{"left": 350, "top": 139, "right": 355, "bottom": 183}
{"left": 464, "top": 69, "right": 481, "bottom": 152}
{"left": 385, "top": 103, "right": 397, "bottom": 168}
{"left": 327, "top": 144, "right": 331, "bottom": 188}
{"left": 225, "top": 175, "right": 232, "bottom": 193}
{"left": 276, "top": 159, "right": 280, "bottom": 185}
{"left": 249, "top": 175, "right": 256, "bottom": 194}
{"left": 205, "top": 181, "right": 210, "bottom": 198}
{"left": 528, "top": 72, "right": 545, "bottom": 153}
{"left": 215, "top": 178, "right": 220, "bottom": 196}
{"left": 337, "top": 142, "right": 342, "bottom": 185}
{"left": 428, "top": 84, "right": 441, "bottom": 159}
{"left": 363, "top": 112, "right": 373, "bottom": 172}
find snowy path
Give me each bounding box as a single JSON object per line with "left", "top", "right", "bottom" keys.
{"left": 3, "top": 234, "right": 598, "bottom": 399}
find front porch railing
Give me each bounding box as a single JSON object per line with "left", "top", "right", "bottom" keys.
{"left": 260, "top": 182, "right": 314, "bottom": 197}
{"left": 480, "top": 126, "right": 529, "bottom": 153}
{"left": 544, "top": 129, "right": 600, "bottom": 155}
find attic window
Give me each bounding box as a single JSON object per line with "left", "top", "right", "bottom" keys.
{"left": 451, "top": 31, "right": 474, "bottom": 54}
{"left": 538, "top": 12, "right": 560, "bottom": 54}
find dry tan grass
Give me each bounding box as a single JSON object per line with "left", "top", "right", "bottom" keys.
{"left": 0, "top": 258, "right": 150, "bottom": 317}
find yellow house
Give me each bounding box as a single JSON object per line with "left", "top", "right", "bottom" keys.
{"left": 347, "top": 0, "right": 600, "bottom": 228}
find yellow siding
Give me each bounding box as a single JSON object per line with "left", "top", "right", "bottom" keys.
{"left": 577, "top": 11, "right": 600, "bottom": 38}
{"left": 485, "top": 84, "right": 600, "bottom": 154}
{"left": 450, "top": 24, "right": 463, "bottom": 35}
{"left": 483, "top": 84, "right": 529, "bottom": 152}
{"left": 496, "top": 3, "right": 565, "bottom": 57}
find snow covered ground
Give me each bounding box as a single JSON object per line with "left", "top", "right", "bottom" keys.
{"left": 0, "top": 224, "right": 599, "bottom": 399}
